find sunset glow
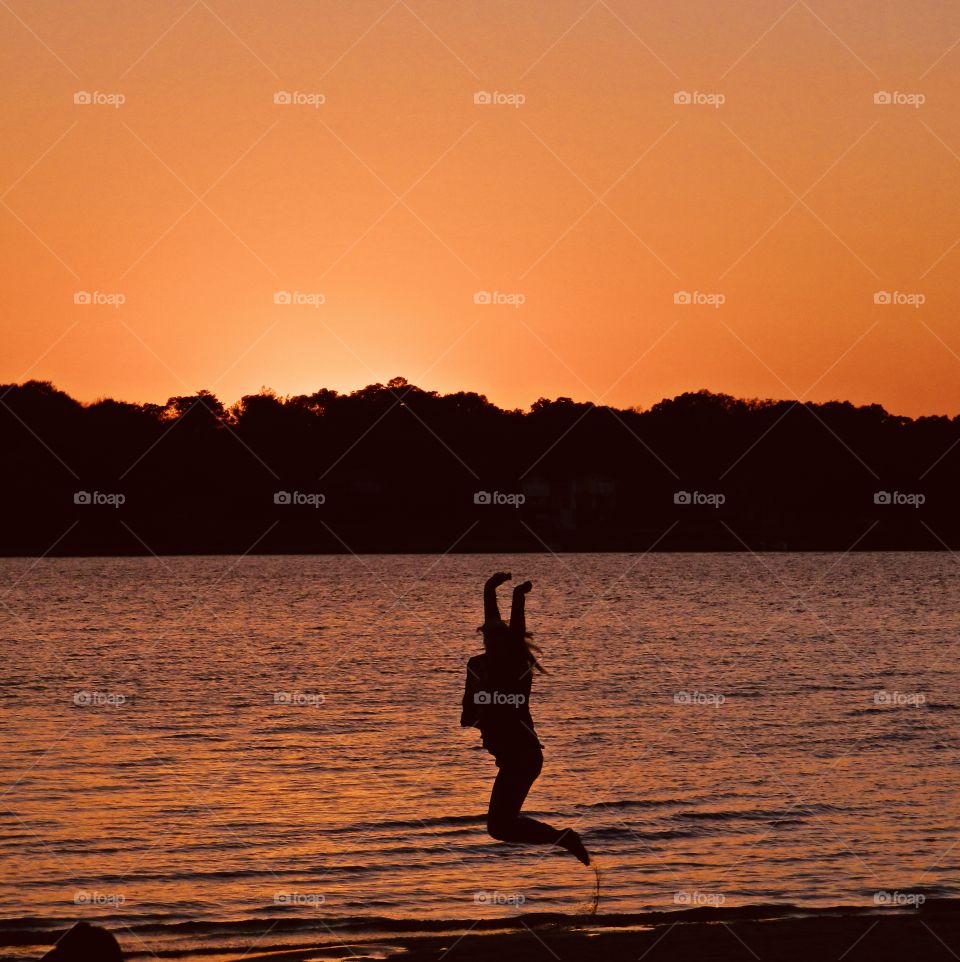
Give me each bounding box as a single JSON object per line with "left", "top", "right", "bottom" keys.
{"left": 3, "top": 1, "right": 960, "bottom": 414}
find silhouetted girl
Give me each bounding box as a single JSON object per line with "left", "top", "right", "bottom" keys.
{"left": 461, "top": 572, "right": 590, "bottom": 865}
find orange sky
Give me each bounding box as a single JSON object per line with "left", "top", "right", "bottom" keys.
{"left": 2, "top": 0, "right": 960, "bottom": 416}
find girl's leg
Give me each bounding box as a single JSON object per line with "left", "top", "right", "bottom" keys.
{"left": 486, "top": 750, "right": 592, "bottom": 864}
{"left": 487, "top": 751, "right": 561, "bottom": 844}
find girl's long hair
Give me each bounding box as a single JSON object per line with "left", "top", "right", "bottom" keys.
{"left": 477, "top": 621, "right": 546, "bottom": 674}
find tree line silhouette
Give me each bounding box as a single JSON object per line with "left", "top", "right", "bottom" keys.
{"left": 1, "top": 376, "right": 957, "bottom": 554}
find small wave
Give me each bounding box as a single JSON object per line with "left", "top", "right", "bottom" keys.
{"left": 161, "top": 732, "right": 227, "bottom": 741}
{"left": 578, "top": 798, "right": 667, "bottom": 811}
{"left": 673, "top": 808, "right": 787, "bottom": 822}
{"left": 579, "top": 792, "right": 740, "bottom": 812}
{"left": 672, "top": 804, "right": 845, "bottom": 823}
{"left": 588, "top": 826, "right": 694, "bottom": 841}
{"left": 330, "top": 813, "right": 486, "bottom": 834}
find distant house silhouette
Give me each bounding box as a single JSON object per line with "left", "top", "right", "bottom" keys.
{"left": 523, "top": 476, "right": 617, "bottom": 532}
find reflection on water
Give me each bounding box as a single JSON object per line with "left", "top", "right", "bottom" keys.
{"left": 1, "top": 553, "right": 958, "bottom": 958}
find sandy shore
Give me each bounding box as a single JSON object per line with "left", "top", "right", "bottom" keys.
{"left": 233, "top": 901, "right": 960, "bottom": 962}
{"left": 19, "top": 902, "right": 960, "bottom": 960}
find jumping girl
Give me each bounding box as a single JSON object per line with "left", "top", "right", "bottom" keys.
{"left": 461, "top": 572, "right": 590, "bottom": 865}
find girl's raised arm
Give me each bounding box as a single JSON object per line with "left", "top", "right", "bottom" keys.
{"left": 510, "top": 580, "right": 532, "bottom": 635}
{"left": 484, "top": 571, "right": 512, "bottom": 623}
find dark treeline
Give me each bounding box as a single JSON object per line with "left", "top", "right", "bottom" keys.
{"left": 1, "top": 376, "right": 957, "bottom": 554}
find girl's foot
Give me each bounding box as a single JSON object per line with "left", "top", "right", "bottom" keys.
{"left": 515, "top": 580, "right": 533, "bottom": 594}
{"left": 558, "top": 829, "right": 590, "bottom": 866}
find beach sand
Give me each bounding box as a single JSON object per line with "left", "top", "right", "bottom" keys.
{"left": 233, "top": 902, "right": 960, "bottom": 962}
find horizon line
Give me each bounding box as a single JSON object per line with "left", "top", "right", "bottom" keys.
{"left": 4, "top": 376, "right": 956, "bottom": 423}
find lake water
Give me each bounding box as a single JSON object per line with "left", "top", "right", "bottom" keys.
{"left": 1, "top": 553, "right": 958, "bottom": 959}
